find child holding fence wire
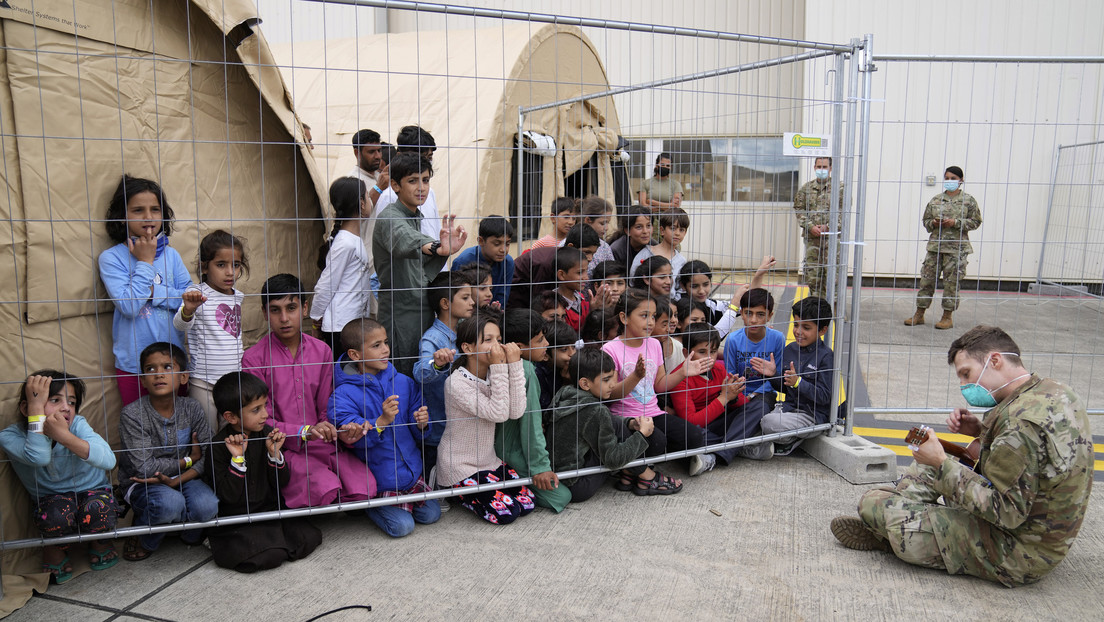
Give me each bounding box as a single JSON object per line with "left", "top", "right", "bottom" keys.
{"left": 0, "top": 371, "right": 119, "bottom": 583}
{"left": 173, "top": 229, "right": 249, "bottom": 431}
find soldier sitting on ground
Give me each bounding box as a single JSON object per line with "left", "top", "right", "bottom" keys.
{"left": 830, "top": 325, "right": 1093, "bottom": 586}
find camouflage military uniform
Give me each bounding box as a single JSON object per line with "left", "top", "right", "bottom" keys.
{"left": 916, "top": 191, "right": 982, "bottom": 310}
{"left": 792, "top": 178, "right": 844, "bottom": 299}
{"left": 857, "top": 375, "right": 1093, "bottom": 586}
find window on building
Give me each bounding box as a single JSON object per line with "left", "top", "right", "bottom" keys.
{"left": 626, "top": 136, "right": 799, "bottom": 204}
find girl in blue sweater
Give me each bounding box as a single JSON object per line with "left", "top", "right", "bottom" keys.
{"left": 0, "top": 371, "right": 118, "bottom": 583}
{"left": 98, "top": 175, "right": 193, "bottom": 405}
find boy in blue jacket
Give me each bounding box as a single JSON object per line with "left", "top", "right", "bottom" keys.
{"left": 329, "top": 318, "right": 441, "bottom": 537}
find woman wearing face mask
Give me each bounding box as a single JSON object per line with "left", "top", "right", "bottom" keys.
{"left": 638, "top": 153, "right": 683, "bottom": 212}
{"left": 904, "top": 166, "right": 982, "bottom": 330}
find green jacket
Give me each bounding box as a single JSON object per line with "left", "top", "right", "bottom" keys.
{"left": 496, "top": 360, "right": 570, "bottom": 512}
{"left": 547, "top": 384, "right": 648, "bottom": 487}
{"left": 925, "top": 375, "right": 1093, "bottom": 586}
{"left": 921, "top": 191, "right": 981, "bottom": 253}
{"left": 372, "top": 201, "right": 446, "bottom": 374}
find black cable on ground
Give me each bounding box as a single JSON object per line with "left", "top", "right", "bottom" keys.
{"left": 303, "top": 604, "right": 373, "bottom": 621}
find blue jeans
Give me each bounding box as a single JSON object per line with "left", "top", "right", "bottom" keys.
{"left": 130, "top": 479, "right": 219, "bottom": 550}
{"left": 366, "top": 500, "right": 441, "bottom": 538}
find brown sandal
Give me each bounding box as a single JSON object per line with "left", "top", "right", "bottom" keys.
{"left": 122, "top": 537, "right": 153, "bottom": 562}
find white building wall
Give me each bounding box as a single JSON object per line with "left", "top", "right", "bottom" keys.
{"left": 805, "top": 0, "right": 1104, "bottom": 281}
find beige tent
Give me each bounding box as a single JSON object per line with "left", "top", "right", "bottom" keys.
{"left": 276, "top": 23, "right": 623, "bottom": 243}
{"left": 0, "top": 0, "right": 325, "bottom": 613}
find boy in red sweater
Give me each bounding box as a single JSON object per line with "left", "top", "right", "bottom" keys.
{"left": 670, "top": 322, "right": 747, "bottom": 476}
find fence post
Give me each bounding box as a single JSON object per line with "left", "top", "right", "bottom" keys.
{"left": 843, "top": 33, "right": 876, "bottom": 436}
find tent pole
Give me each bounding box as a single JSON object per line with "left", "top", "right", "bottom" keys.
{"left": 516, "top": 108, "right": 525, "bottom": 255}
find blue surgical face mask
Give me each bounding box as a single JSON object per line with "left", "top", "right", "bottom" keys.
{"left": 815, "top": 169, "right": 830, "bottom": 181}
{"left": 959, "top": 352, "right": 1028, "bottom": 408}
{"left": 943, "top": 179, "right": 960, "bottom": 192}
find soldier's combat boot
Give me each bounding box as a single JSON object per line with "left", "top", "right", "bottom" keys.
{"left": 935, "top": 310, "right": 954, "bottom": 330}
{"left": 903, "top": 308, "right": 926, "bottom": 326}
{"left": 830, "top": 516, "right": 890, "bottom": 552}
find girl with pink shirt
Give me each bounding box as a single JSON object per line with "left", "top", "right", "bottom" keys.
{"left": 601, "top": 289, "right": 709, "bottom": 493}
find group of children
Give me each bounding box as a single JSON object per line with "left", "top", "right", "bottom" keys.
{"left": 1, "top": 167, "right": 839, "bottom": 584}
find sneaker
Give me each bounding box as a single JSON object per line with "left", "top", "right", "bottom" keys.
{"left": 830, "top": 516, "right": 891, "bottom": 552}
{"left": 688, "top": 453, "right": 716, "bottom": 476}
{"left": 438, "top": 498, "right": 451, "bottom": 513}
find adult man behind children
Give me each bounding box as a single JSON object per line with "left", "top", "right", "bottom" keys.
{"left": 373, "top": 125, "right": 441, "bottom": 240}
{"left": 831, "top": 325, "right": 1093, "bottom": 586}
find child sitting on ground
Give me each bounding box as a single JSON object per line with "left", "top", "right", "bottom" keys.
{"left": 412, "top": 271, "right": 475, "bottom": 474}
{"left": 373, "top": 152, "right": 467, "bottom": 375}
{"left": 631, "top": 207, "right": 689, "bottom": 280}
{"left": 0, "top": 372, "right": 119, "bottom": 583}
{"left": 678, "top": 256, "right": 775, "bottom": 338}
{"left": 451, "top": 215, "right": 516, "bottom": 308}
{"left": 529, "top": 197, "right": 578, "bottom": 251}
{"left": 438, "top": 312, "right": 535, "bottom": 525}
{"left": 241, "top": 274, "right": 375, "bottom": 510}
{"left": 602, "top": 289, "right": 710, "bottom": 493}
{"left": 497, "top": 309, "right": 568, "bottom": 511}
{"left": 207, "top": 372, "right": 322, "bottom": 572}
{"left": 535, "top": 319, "right": 578, "bottom": 413}
{"left": 330, "top": 318, "right": 441, "bottom": 537}
{"left": 713, "top": 287, "right": 786, "bottom": 464}
{"left": 548, "top": 348, "right": 657, "bottom": 502}
{"left": 670, "top": 323, "right": 747, "bottom": 476}
{"left": 754, "top": 296, "right": 837, "bottom": 455}
{"left": 118, "top": 343, "right": 218, "bottom": 561}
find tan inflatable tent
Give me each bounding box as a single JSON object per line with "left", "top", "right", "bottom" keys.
{"left": 276, "top": 23, "right": 623, "bottom": 243}
{"left": 0, "top": 0, "right": 325, "bottom": 612}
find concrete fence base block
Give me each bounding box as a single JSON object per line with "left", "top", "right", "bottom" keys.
{"left": 803, "top": 430, "right": 898, "bottom": 484}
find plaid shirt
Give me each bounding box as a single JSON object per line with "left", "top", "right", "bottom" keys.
{"left": 376, "top": 476, "right": 432, "bottom": 513}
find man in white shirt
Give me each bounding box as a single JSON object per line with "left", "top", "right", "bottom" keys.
{"left": 372, "top": 125, "right": 441, "bottom": 241}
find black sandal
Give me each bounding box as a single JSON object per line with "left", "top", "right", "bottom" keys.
{"left": 614, "top": 471, "right": 637, "bottom": 491}
{"left": 634, "top": 472, "right": 683, "bottom": 496}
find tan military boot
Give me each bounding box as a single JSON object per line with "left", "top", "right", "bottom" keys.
{"left": 935, "top": 310, "right": 954, "bottom": 330}
{"left": 903, "top": 308, "right": 926, "bottom": 326}
{"left": 830, "top": 516, "right": 890, "bottom": 552}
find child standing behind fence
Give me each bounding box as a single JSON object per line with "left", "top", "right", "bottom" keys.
{"left": 373, "top": 153, "right": 467, "bottom": 375}
{"left": 311, "top": 177, "right": 372, "bottom": 358}
{"left": 439, "top": 312, "right": 536, "bottom": 525}
{"left": 0, "top": 372, "right": 119, "bottom": 583}
{"left": 98, "top": 175, "right": 193, "bottom": 405}
{"left": 173, "top": 230, "right": 249, "bottom": 431}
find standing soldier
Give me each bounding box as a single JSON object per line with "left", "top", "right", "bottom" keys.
{"left": 792, "top": 156, "right": 844, "bottom": 300}
{"left": 830, "top": 325, "right": 1093, "bottom": 587}
{"left": 904, "top": 165, "right": 982, "bottom": 329}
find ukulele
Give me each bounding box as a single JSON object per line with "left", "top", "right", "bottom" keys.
{"left": 904, "top": 425, "right": 980, "bottom": 470}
